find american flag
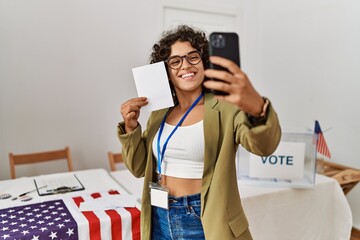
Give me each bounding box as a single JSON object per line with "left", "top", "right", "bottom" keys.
{"left": 0, "top": 190, "right": 140, "bottom": 240}
{"left": 314, "top": 120, "right": 331, "bottom": 159}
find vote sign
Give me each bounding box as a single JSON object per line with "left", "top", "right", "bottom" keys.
{"left": 249, "top": 142, "right": 305, "bottom": 179}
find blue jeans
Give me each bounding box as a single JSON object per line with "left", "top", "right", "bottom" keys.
{"left": 151, "top": 193, "right": 205, "bottom": 240}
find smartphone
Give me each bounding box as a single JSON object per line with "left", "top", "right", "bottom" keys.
{"left": 208, "top": 32, "right": 240, "bottom": 95}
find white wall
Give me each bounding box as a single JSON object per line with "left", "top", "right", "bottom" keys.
{"left": 0, "top": 0, "right": 162, "bottom": 175}
{"left": 1, "top": 0, "right": 359, "bottom": 228}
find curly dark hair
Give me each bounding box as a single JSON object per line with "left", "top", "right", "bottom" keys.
{"left": 150, "top": 25, "right": 209, "bottom": 69}
{"left": 149, "top": 25, "right": 210, "bottom": 103}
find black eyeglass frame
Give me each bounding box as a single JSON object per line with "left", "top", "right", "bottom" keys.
{"left": 166, "top": 50, "right": 202, "bottom": 70}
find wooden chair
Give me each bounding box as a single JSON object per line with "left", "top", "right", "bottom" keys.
{"left": 108, "top": 152, "right": 123, "bottom": 171}
{"left": 9, "top": 147, "right": 73, "bottom": 179}
{"left": 317, "top": 159, "right": 360, "bottom": 195}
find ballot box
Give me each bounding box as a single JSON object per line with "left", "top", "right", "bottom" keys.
{"left": 237, "top": 130, "right": 317, "bottom": 188}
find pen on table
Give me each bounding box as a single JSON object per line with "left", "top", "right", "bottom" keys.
{"left": 46, "top": 186, "right": 78, "bottom": 194}
{"left": 11, "top": 185, "right": 47, "bottom": 201}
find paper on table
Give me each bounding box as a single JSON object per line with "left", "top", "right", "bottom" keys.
{"left": 34, "top": 174, "right": 84, "bottom": 196}
{"left": 79, "top": 194, "right": 137, "bottom": 211}
{"left": 132, "top": 61, "right": 174, "bottom": 112}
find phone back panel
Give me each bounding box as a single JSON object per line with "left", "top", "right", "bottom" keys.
{"left": 209, "top": 32, "right": 240, "bottom": 70}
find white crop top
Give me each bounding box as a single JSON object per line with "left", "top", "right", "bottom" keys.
{"left": 152, "top": 120, "right": 205, "bottom": 179}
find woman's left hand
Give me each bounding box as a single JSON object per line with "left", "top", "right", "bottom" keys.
{"left": 203, "top": 56, "right": 264, "bottom": 117}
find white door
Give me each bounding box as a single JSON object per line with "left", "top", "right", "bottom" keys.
{"left": 162, "top": 3, "right": 241, "bottom": 36}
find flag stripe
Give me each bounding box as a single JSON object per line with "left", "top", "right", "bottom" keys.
{"left": 315, "top": 120, "right": 331, "bottom": 159}
{"left": 73, "top": 196, "right": 84, "bottom": 207}
{"left": 106, "top": 210, "right": 123, "bottom": 240}
{"left": 116, "top": 207, "right": 132, "bottom": 240}
{"left": 72, "top": 190, "right": 141, "bottom": 240}
{"left": 90, "top": 206, "right": 112, "bottom": 240}
{"left": 109, "top": 189, "right": 121, "bottom": 195}
{"left": 318, "top": 133, "right": 331, "bottom": 158}
{"left": 108, "top": 189, "right": 141, "bottom": 239}
{"left": 91, "top": 192, "right": 102, "bottom": 199}
{"left": 82, "top": 211, "right": 101, "bottom": 240}
{"left": 92, "top": 192, "right": 121, "bottom": 240}
{"left": 126, "top": 208, "right": 141, "bottom": 240}
{"left": 73, "top": 196, "right": 101, "bottom": 240}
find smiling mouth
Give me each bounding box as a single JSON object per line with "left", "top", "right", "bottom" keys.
{"left": 181, "top": 73, "right": 195, "bottom": 79}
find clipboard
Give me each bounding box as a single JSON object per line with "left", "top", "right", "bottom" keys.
{"left": 34, "top": 174, "right": 85, "bottom": 196}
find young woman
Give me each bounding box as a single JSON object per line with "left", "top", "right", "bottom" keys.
{"left": 118, "top": 25, "right": 281, "bottom": 240}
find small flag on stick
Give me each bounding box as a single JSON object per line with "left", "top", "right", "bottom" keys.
{"left": 314, "top": 120, "right": 331, "bottom": 159}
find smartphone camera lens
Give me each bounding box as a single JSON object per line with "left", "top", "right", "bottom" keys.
{"left": 210, "top": 34, "right": 226, "bottom": 48}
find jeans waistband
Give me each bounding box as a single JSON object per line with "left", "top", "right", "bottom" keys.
{"left": 168, "top": 193, "right": 201, "bottom": 207}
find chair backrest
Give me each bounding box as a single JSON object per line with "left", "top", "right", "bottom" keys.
{"left": 9, "top": 147, "right": 73, "bottom": 179}
{"left": 317, "top": 159, "right": 360, "bottom": 195}
{"left": 108, "top": 152, "right": 123, "bottom": 171}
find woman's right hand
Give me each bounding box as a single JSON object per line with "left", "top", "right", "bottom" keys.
{"left": 120, "top": 97, "right": 148, "bottom": 133}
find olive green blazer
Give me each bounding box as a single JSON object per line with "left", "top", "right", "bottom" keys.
{"left": 118, "top": 93, "right": 281, "bottom": 240}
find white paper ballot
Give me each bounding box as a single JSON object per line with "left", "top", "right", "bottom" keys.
{"left": 132, "top": 61, "right": 174, "bottom": 112}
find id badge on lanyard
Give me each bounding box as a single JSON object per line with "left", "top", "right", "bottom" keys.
{"left": 149, "top": 182, "right": 169, "bottom": 209}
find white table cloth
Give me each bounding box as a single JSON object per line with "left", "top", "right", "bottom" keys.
{"left": 111, "top": 170, "right": 352, "bottom": 240}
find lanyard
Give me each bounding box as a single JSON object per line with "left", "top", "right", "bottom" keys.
{"left": 157, "top": 92, "right": 204, "bottom": 182}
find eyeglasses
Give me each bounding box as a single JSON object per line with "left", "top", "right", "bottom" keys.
{"left": 166, "top": 50, "right": 202, "bottom": 70}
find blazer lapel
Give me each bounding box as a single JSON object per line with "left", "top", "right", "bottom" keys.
{"left": 147, "top": 109, "right": 168, "bottom": 143}
{"left": 202, "top": 93, "right": 220, "bottom": 213}
{"left": 146, "top": 108, "right": 168, "bottom": 181}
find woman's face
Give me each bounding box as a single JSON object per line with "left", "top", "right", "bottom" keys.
{"left": 167, "top": 41, "right": 205, "bottom": 94}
